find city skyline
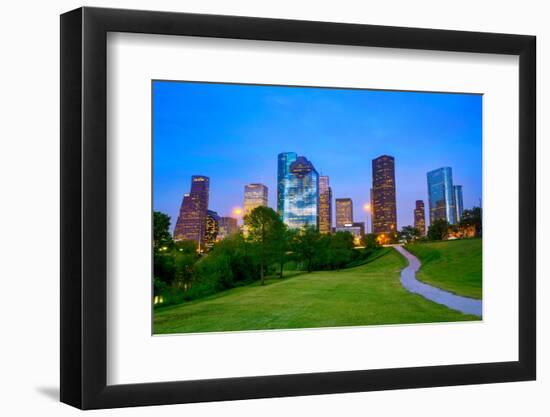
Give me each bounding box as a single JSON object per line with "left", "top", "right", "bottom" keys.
{"left": 153, "top": 81, "right": 482, "bottom": 233}
{"left": 171, "top": 158, "right": 473, "bottom": 241}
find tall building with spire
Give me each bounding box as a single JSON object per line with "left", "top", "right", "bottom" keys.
{"left": 173, "top": 175, "right": 210, "bottom": 246}
{"left": 427, "top": 167, "right": 457, "bottom": 225}
{"left": 371, "top": 155, "right": 397, "bottom": 239}
{"left": 335, "top": 198, "right": 353, "bottom": 227}
{"left": 414, "top": 200, "right": 426, "bottom": 236}
{"left": 319, "top": 176, "right": 332, "bottom": 234}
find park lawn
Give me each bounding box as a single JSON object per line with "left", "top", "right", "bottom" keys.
{"left": 153, "top": 248, "right": 478, "bottom": 334}
{"left": 405, "top": 238, "right": 482, "bottom": 300}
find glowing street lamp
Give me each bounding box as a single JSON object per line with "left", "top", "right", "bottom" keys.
{"left": 232, "top": 207, "right": 244, "bottom": 226}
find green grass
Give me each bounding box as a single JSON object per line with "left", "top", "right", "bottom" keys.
{"left": 154, "top": 247, "right": 478, "bottom": 334}
{"left": 405, "top": 239, "right": 482, "bottom": 299}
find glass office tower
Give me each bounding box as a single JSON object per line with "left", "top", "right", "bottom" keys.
{"left": 427, "top": 167, "right": 457, "bottom": 225}
{"left": 277, "top": 152, "right": 298, "bottom": 220}
{"left": 282, "top": 156, "right": 319, "bottom": 229}
{"left": 454, "top": 185, "right": 464, "bottom": 222}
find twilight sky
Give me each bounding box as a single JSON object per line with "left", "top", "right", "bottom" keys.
{"left": 153, "top": 81, "right": 482, "bottom": 233}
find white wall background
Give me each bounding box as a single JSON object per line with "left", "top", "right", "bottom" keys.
{"left": 0, "top": 0, "right": 546, "bottom": 415}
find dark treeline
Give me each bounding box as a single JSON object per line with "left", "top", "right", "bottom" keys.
{"left": 153, "top": 207, "right": 382, "bottom": 307}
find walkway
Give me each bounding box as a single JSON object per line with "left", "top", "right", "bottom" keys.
{"left": 393, "top": 245, "right": 482, "bottom": 317}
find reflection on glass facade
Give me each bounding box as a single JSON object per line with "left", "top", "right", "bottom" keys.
{"left": 454, "top": 185, "right": 464, "bottom": 222}
{"left": 174, "top": 175, "right": 210, "bottom": 244}
{"left": 427, "top": 167, "right": 456, "bottom": 225}
{"left": 281, "top": 155, "right": 319, "bottom": 229}
{"left": 277, "top": 152, "right": 297, "bottom": 220}
{"left": 319, "top": 176, "right": 332, "bottom": 234}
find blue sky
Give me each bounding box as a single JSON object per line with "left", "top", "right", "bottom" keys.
{"left": 153, "top": 81, "right": 482, "bottom": 232}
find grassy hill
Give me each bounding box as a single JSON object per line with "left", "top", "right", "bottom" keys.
{"left": 154, "top": 247, "right": 478, "bottom": 335}
{"left": 405, "top": 239, "right": 482, "bottom": 299}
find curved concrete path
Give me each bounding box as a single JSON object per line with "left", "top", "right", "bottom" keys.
{"left": 393, "top": 245, "right": 482, "bottom": 317}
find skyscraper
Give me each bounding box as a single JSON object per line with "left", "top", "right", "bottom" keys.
{"left": 204, "top": 210, "right": 220, "bottom": 248}
{"left": 319, "top": 176, "right": 332, "bottom": 234}
{"left": 335, "top": 198, "right": 353, "bottom": 227}
{"left": 427, "top": 167, "right": 457, "bottom": 225}
{"left": 217, "top": 216, "right": 238, "bottom": 240}
{"left": 414, "top": 200, "right": 426, "bottom": 236}
{"left": 244, "top": 183, "right": 268, "bottom": 217}
{"left": 173, "top": 175, "right": 210, "bottom": 245}
{"left": 454, "top": 185, "right": 464, "bottom": 222}
{"left": 371, "top": 155, "right": 397, "bottom": 238}
{"left": 277, "top": 152, "right": 297, "bottom": 220}
{"left": 281, "top": 155, "right": 319, "bottom": 229}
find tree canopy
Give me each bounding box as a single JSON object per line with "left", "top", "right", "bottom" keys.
{"left": 244, "top": 206, "right": 285, "bottom": 284}
{"left": 153, "top": 211, "right": 173, "bottom": 251}
{"left": 427, "top": 219, "right": 450, "bottom": 241}
{"left": 460, "top": 206, "right": 482, "bottom": 237}
{"left": 399, "top": 225, "right": 420, "bottom": 243}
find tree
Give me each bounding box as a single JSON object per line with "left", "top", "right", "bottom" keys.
{"left": 362, "top": 233, "right": 380, "bottom": 250}
{"left": 460, "top": 206, "right": 482, "bottom": 237}
{"left": 153, "top": 251, "right": 175, "bottom": 285}
{"left": 173, "top": 239, "right": 197, "bottom": 254}
{"left": 153, "top": 212, "right": 178, "bottom": 286}
{"left": 173, "top": 252, "right": 196, "bottom": 291}
{"left": 328, "top": 231, "right": 354, "bottom": 271}
{"left": 427, "top": 219, "right": 450, "bottom": 241}
{"left": 244, "top": 206, "right": 284, "bottom": 285}
{"left": 292, "top": 226, "right": 320, "bottom": 273}
{"left": 273, "top": 224, "right": 292, "bottom": 278}
{"left": 209, "top": 233, "right": 259, "bottom": 284}
{"left": 399, "top": 225, "right": 420, "bottom": 243}
{"left": 153, "top": 211, "right": 173, "bottom": 252}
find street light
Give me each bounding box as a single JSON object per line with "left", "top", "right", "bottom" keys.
{"left": 232, "top": 207, "right": 244, "bottom": 228}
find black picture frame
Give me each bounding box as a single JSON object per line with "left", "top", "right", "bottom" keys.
{"left": 60, "top": 6, "right": 536, "bottom": 410}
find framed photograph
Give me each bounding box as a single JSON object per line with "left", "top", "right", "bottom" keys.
{"left": 60, "top": 7, "right": 536, "bottom": 409}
